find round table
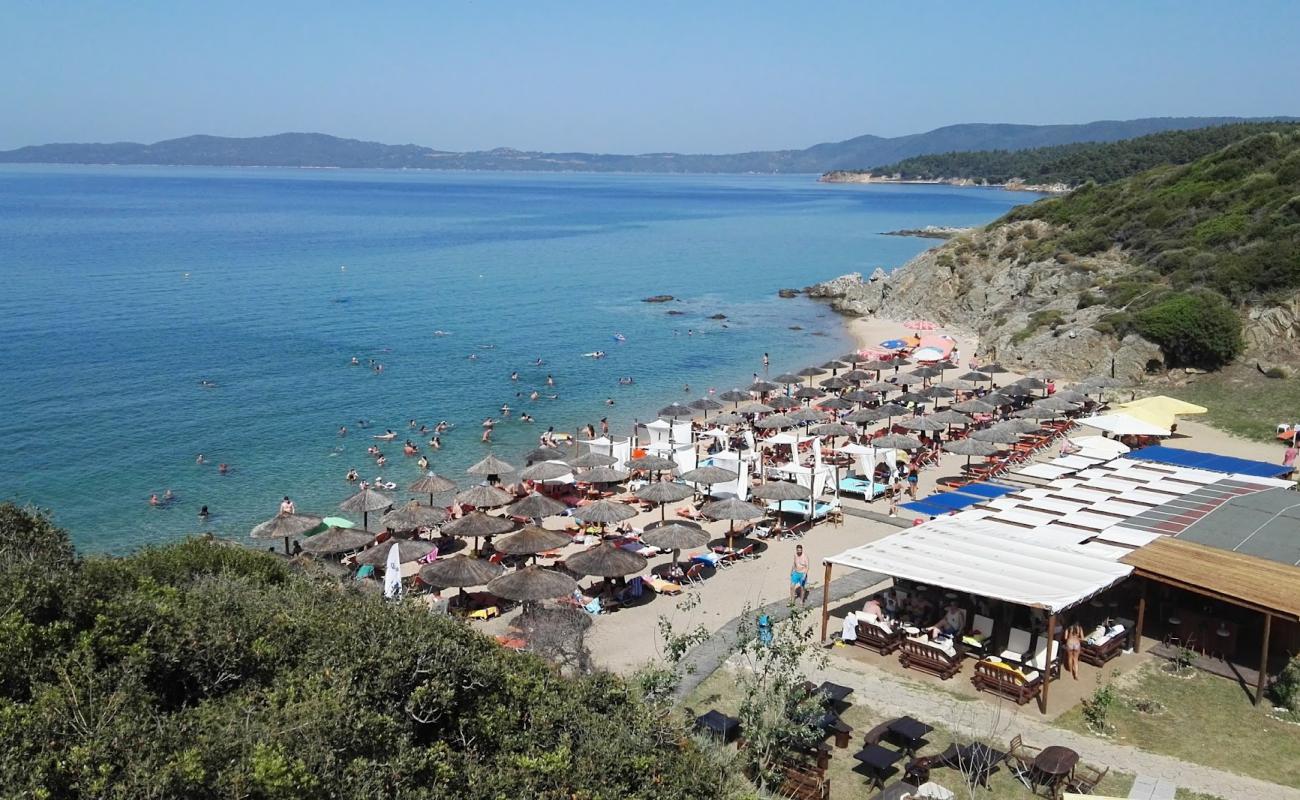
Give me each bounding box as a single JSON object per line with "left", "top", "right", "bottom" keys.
{"left": 1033, "top": 746, "right": 1079, "bottom": 798}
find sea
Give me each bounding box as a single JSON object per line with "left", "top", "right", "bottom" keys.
{"left": 0, "top": 166, "right": 1032, "bottom": 552}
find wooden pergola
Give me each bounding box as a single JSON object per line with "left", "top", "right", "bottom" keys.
{"left": 1122, "top": 537, "right": 1300, "bottom": 706}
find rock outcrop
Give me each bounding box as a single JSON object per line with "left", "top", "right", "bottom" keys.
{"left": 807, "top": 221, "right": 1165, "bottom": 382}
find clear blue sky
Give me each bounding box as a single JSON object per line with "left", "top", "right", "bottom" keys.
{"left": 3, "top": 0, "right": 1297, "bottom": 152}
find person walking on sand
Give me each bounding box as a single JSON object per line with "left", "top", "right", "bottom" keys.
{"left": 1284, "top": 442, "right": 1298, "bottom": 468}
{"left": 790, "top": 544, "right": 810, "bottom": 604}
{"left": 1064, "top": 622, "right": 1085, "bottom": 680}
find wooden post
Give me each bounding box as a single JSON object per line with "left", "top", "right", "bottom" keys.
{"left": 1256, "top": 612, "right": 1272, "bottom": 706}
{"left": 1039, "top": 613, "right": 1056, "bottom": 715}
{"left": 1134, "top": 580, "right": 1147, "bottom": 654}
{"left": 820, "top": 561, "right": 833, "bottom": 643}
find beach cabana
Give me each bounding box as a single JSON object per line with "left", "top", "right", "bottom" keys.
{"left": 821, "top": 517, "right": 1132, "bottom": 713}
{"left": 1116, "top": 396, "right": 1207, "bottom": 430}
{"left": 1078, "top": 413, "right": 1170, "bottom": 437}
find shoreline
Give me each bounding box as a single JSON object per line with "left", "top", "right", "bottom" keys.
{"left": 819, "top": 172, "right": 1067, "bottom": 194}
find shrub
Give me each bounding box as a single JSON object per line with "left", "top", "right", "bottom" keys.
{"left": 1081, "top": 682, "right": 1117, "bottom": 733}
{"left": 1077, "top": 291, "right": 1104, "bottom": 309}
{"left": 1134, "top": 290, "right": 1243, "bottom": 368}
{"left": 1273, "top": 654, "right": 1300, "bottom": 712}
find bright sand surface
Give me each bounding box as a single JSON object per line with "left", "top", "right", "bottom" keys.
{"left": 478, "top": 315, "right": 1287, "bottom": 674}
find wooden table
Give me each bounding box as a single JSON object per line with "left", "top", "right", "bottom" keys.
{"left": 854, "top": 744, "right": 903, "bottom": 790}
{"left": 1033, "top": 746, "right": 1079, "bottom": 799}
{"left": 887, "top": 715, "right": 934, "bottom": 755}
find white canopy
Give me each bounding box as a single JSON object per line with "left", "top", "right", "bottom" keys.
{"left": 826, "top": 517, "right": 1133, "bottom": 613}
{"left": 1068, "top": 435, "right": 1130, "bottom": 458}
{"left": 706, "top": 452, "right": 749, "bottom": 500}
{"left": 1079, "top": 413, "right": 1170, "bottom": 437}
{"left": 579, "top": 436, "right": 632, "bottom": 468}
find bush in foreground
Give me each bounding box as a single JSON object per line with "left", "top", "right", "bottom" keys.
{"left": 0, "top": 504, "right": 733, "bottom": 800}
{"left": 1133, "top": 290, "right": 1243, "bottom": 368}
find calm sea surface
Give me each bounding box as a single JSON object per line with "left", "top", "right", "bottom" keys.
{"left": 0, "top": 166, "right": 1031, "bottom": 551}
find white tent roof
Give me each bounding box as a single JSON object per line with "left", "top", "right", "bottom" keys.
{"left": 1068, "top": 435, "right": 1130, "bottom": 457}
{"left": 826, "top": 517, "right": 1132, "bottom": 613}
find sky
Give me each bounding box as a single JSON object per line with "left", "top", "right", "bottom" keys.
{"left": 2, "top": 0, "right": 1298, "bottom": 153}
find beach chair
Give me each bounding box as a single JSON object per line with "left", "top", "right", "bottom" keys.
{"left": 998, "top": 627, "right": 1032, "bottom": 664}
{"left": 1027, "top": 638, "right": 1060, "bottom": 678}
{"left": 353, "top": 564, "right": 375, "bottom": 581}
{"left": 683, "top": 563, "right": 705, "bottom": 587}
{"left": 1006, "top": 734, "right": 1042, "bottom": 790}
{"left": 961, "top": 613, "right": 996, "bottom": 653}
{"left": 1066, "top": 764, "right": 1108, "bottom": 794}
{"left": 737, "top": 543, "right": 756, "bottom": 561}
{"left": 643, "top": 574, "right": 682, "bottom": 595}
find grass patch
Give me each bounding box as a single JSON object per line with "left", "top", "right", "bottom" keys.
{"left": 1055, "top": 661, "right": 1300, "bottom": 788}
{"left": 685, "top": 670, "right": 1134, "bottom": 800}
{"left": 1163, "top": 363, "right": 1300, "bottom": 442}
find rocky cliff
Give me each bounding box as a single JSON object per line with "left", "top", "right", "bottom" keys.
{"left": 808, "top": 219, "right": 1300, "bottom": 381}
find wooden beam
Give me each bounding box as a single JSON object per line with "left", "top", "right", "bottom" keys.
{"left": 1040, "top": 613, "right": 1056, "bottom": 715}
{"left": 1128, "top": 568, "right": 1298, "bottom": 621}
{"left": 1134, "top": 579, "right": 1147, "bottom": 654}
{"left": 820, "top": 561, "right": 833, "bottom": 643}
{"left": 1256, "top": 612, "right": 1272, "bottom": 707}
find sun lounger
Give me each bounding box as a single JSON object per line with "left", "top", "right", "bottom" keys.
{"left": 838, "top": 476, "right": 888, "bottom": 498}
{"left": 642, "top": 574, "right": 682, "bottom": 594}
{"left": 918, "top": 492, "right": 983, "bottom": 512}
{"left": 1052, "top": 454, "right": 1106, "bottom": 469}
{"left": 952, "top": 482, "right": 1016, "bottom": 499}
{"left": 691, "top": 551, "right": 725, "bottom": 567}
{"left": 768, "top": 499, "right": 840, "bottom": 519}
{"left": 900, "top": 499, "right": 952, "bottom": 517}
{"left": 1081, "top": 622, "right": 1129, "bottom": 666}
{"left": 1014, "top": 463, "right": 1075, "bottom": 480}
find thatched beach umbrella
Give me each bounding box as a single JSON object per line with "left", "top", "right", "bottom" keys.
{"left": 871, "top": 433, "right": 924, "bottom": 450}
{"left": 1035, "top": 396, "right": 1082, "bottom": 413}
{"left": 792, "top": 386, "right": 823, "bottom": 400}
{"left": 821, "top": 360, "right": 848, "bottom": 372}
{"left": 689, "top": 398, "right": 723, "bottom": 418}
{"left": 456, "top": 483, "right": 514, "bottom": 509}
{"left": 627, "top": 454, "right": 678, "bottom": 472}
{"left": 737, "top": 401, "right": 775, "bottom": 415}
{"left": 1000, "top": 418, "right": 1043, "bottom": 434}
{"left": 970, "top": 426, "right": 1022, "bottom": 444}
{"left": 523, "top": 445, "right": 568, "bottom": 464}
{"left": 844, "top": 408, "right": 886, "bottom": 425}
{"left": 494, "top": 525, "right": 572, "bottom": 556}
{"left": 754, "top": 414, "right": 793, "bottom": 430}
{"left": 487, "top": 565, "right": 577, "bottom": 602}
{"left": 1053, "top": 389, "right": 1091, "bottom": 404}
{"left": 409, "top": 472, "right": 457, "bottom": 505}
{"left": 811, "top": 422, "right": 856, "bottom": 438}
{"left": 521, "top": 461, "right": 572, "bottom": 482}
{"left": 467, "top": 453, "right": 515, "bottom": 482}
{"left": 508, "top": 492, "right": 567, "bottom": 520}
{"left": 957, "top": 371, "right": 991, "bottom": 383}
{"left": 641, "top": 522, "right": 709, "bottom": 571}
{"left": 998, "top": 383, "right": 1034, "bottom": 398}
{"left": 820, "top": 376, "right": 849, "bottom": 390}
{"left": 568, "top": 451, "right": 618, "bottom": 469}
{"left": 711, "top": 412, "right": 746, "bottom": 426}
{"left": 250, "top": 511, "right": 324, "bottom": 554}
{"left": 381, "top": 501, "right": 448, "bottom": 531}
{"left": 789, "top": 408, "right": 828, "bottom": 425}
{"left": 841, "top": 369, "right": 873, "bottom": 382}
{"left": 750, "top": 481, "right": 810, "bottom": 502}
{"left": 566, "top": 542, "right": 647, "bottom": 579}
{"left": 701, "top": 496, "right": 767, "bottom": 549}
{"left": 658, "top": 402, "right": 694, "bottom": 419}
{"left": 773, "top": 373, "right": 803, "bottom": 385}
{"left": 340, "top": 487, "right": 394, "bottom": 531}
{"left": 580, "top": 466, "right": 629, "bottom": 484}
{"left": 574, "top": 498, "right": 637, "bottom": 525}
{"left": 719, "top": 389, "right": 750, "bottom": 406}
{"left": 300, "top": 526, "right": 374, "bottom": 556}
{"left": 749, "top": 380, "right": 780, "bottom": 394}
{"left": 680, "top": 466, "right": 738, "bottom": 484}
{"left": 441, "top": 511, "right": 515, "bottom": 554}
{"left": 820, "top": 397, "right": 854, "bottom": 411}
{"left": 942, "top": 437, "right": 1001, "bottom": 470}
{"left": 768, "top": 395, "right": 801, "bottom": 410}
{"left": 952, "top": 398, "right": 998, "bottom": 414}
{"left": 419, "top": 555, "right": 504, "bottom": 588}
{"left": 637, "top": 481, "right": 694, "bottom": 521}
{"left": 355, "top": 537, "right": 435, "bottom": 566}
{"left": 901, "top": 416, "right": 946, "bottom": 433}
{"left": 921, "top": 386, "right": 955, "bottom": 399}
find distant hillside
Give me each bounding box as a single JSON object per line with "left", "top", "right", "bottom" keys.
{"left": 809, "top": 130, "right": 1300, "bottom": 376}
{"left": 823, "top": 121, "right": 1300, "bottom": 187}
{"left": 0, "top": 117, "right": 1289, "bottom": 173}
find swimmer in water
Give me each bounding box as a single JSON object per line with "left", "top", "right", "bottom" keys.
{"left": 375, "top": 430, "right": 397, "bottom": 441}
{"left": 520, "top": 412, "right": 534, "bottom": 423}
{"left": 605, "top": 398, "right": 615, "bottom": 406}
{"left": 350, "top": 356, "right": 360, "bottom": 365}
{"left": 529, "top": 390, "right": 540, "bottom": 401}
{"left": 218, "top": 463, "right": 229, "bottom": 475}
{"left": 280, "top": 496, "right": 296, "bottom": 515}
{"left": 409, "top": 419, "right": 418, "bottom": 428}
{"left": 500, "top": 403, "right": 510, "bottom": 417}
{"left": 338, "top": 426, "right": 347, "bottom": 437}
{"left": 546, "top": 374, "right": 555, "bottom": 387}
{"left": 430, "top": 436, "right": 441, "bottom": 450}
{"left": 198, "top": 505, "right": 209, "bottom": 519}
{"left": 149, "top": 494, "right": 160, "bottom": 506}
{"left": 534, "top": 357, "right": 544, "bottom": 366}
{"left": 417, "top": 455, "right": 429, "bottom": 470}
{"left": 600, "top": 417, "right": 609, "bottom": 434}
{"left": 196, "top": 453, "right": 205, "bottom": 465}
{"left": 346, "top": 468, "right": 359, "bottom": 482}
{"left": 418, "top": 423, "right": 429, "bottom": 434}
{"left": 163, "top": 488, "right": 174, "bottom": 502}
{"left": 435, "top": 421, "right": 449, "bottom": 433}
{"left": 376, "top": 455, "right": 387, "bottom": 468}
{"left": 510, "top": 371, "right": 519, "bottom": 381}
{"left": 468, "top": 354, "right": 478, "bottom": 361}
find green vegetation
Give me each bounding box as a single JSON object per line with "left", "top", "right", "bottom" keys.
{"left": 1011, "top": 309, "right": 1066, "bottom": 345}
{"left": 0, "top": 504, "right": 733, "bottom": 800}
{"left": 858, "top": 122, "right": 1298, "bottom": 186}
{"left": 1055, "top": 661, "right": 1300, "bottom": 788}
{"left": 1133, "top": 291, "right": 1244, "bottom": 368}
{"left": 1163, "top": 363, "right": 1300, "bottom": 441}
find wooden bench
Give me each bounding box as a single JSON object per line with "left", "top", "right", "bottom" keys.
{"left": 853, "top": 618, "right": 902, "bottom": 655}
{"left": 971, "top": 659, "right": 1041, "bottom": 705}
{"left": 898, "top": 638, "right": 964, "bottom": 679}
{"left": 1080, "top": 631, "right": 1128, "bottom": 666}
{"left": 779, "top": 764, "right": 830, "bottom": 800}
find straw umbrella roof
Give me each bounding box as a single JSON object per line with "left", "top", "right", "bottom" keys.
{"left": 494, "top": 526, "right": 572, "bottom": 555}
{"left": 893, "top": 391, "right": 930, "bottom": 406}
{"left": 792, "top": 387, "right": 823, "bottom": 399}
{"left": 636, "top": 481, "right": 694, "bottom": 503}
{"left": 300, "top": 526, "right": 374, "bottom": 555}
{"left": 942, "top": 438, "right": 1001, "bottom": 456}
{"left": 797, "top": 366, "right": 825, "bottom": 377}
{"left": 488, "top": 565, "right": 577, "bottom": 602}
{"left": 441, "top": 511, "right": 515, "bottom": 538}
{"left": 773, "top": 373, "right": 804, "bottom": 385}
{"left": 340, "top": 488, "right": 394, "bottom": 514}
{"left": 1034, "top": 396, "right": 1082, "bottom": 412}
{"left": 841, "top": 369, "right": 873, "bottom": 382}
{"left": 680, "top": 466, "right": 738, "bottom": 484}
{"left": 566, "top": 543, "right": 648, "bottom": 578}
{"left": 455, "top": 483, "right": 514, "bottom": 509}
{"left": 250, "top": 512, "right": 323, "bottom": 541}
{"left": 641, "top": 523, "right": 709, "bottom": 551}
{"left": 957, "top": 371, "right": 992, "bottom": 382}
{"left": 928, "top": 409, "right": 975, "bottom": 425}
{"left": 568, "top": 451, "right": 619, "bottom": 468}
{"left": 998, "top": 383, "right": 1034, "bottom": 398}
{"left": 901, "top": 416, "right": 947, "bottom": 432}
{"left": 701, "top": 497, "right": 767, "bottom": 522}
{"left": 627, "top": 454, "right": 679, "bottom": 471}
{"left": 381, "top": 501, "right": 448, "bottom": 530}
{"left": 753, "top": 414, "right": 794, "bottom": 430}
{"left": 508, "top": 492, "right": 567, "bottom": 519}
{"left": 750, "top": 481, "right": 811, "bottom": 501}
{"left": 970, "top": 426, "right": 1023, "bottom": 444}
{"left": 521, "top": 461, "right": 572, "bottom": 481}
{"left": 689, "top": 397, "right": 723, "bottom": 411}
{"left": 1000, "top": 418, "right": 1044, "bottom": 433}
{"left": 574, "top": 498, "right": 638, "bottom": 524}
{"left": 658, "top": 402, "right": 694, "bottom": 418}
{"left": 871, "top": 433, "right": 924, "bottom": 450}
{"left": 718, "top": 389, "right": 750, "bottom": 402}
{"left": 858, "top": 359, "right": 892, "bottom": 371}
{"left": 355, "top": 538, "right": 436, "bottom": 566}
{"left": 1014, "top": 407, "right": 1062, "bottom": 420}
{"left": 419, "top": 555, "right": 504, "bottom": 588}
{"left": 580, "top": 466, "right": 630, "bottom": 484}
{"left": 891, "top": 357, "right": 913, "bottom": 368}
{"left": 811, "top": 422, "right": 856, "bottom": 437}
{"left": 820, "top": 376, "right": 849, "bottom": 390}
{"left": 737, "top": 401, "right": 775, "bottom": 415}
{"left": 911, "top": 366, "right": 943, "bottom": 379}
{"left": 766, "top": 395, "right": 801, "bottom": 410}
{"left": 821, "top": 360, "right": 848, "bottom": 370}
{"left": 820, "top": 397, "right": 854, "bottom": 410}
{"left": 408, "top": 472, "right": 457, "bottom": 496}
{"left": 952, "top": 398, "right": 998, "bottom": 413}
{"left": 1053, "top": 389, "right": 1091, "bottom": 404}
{"left": 862, "top": 381, "right": 895, "bottom": 393}
{"left": 749, "top": 380, "right": 780, "bottom": 393}
{"left": 523, "top": 445, "right": 567, "bottom": 463}
{"left": 981, "top": 363, "right": 1010, "bottom": 374}
{"left": 876, "top": 402, "right": 911, "bottom": 416}
{"left": 791, "top": 408, "right": 831, "bottom": 425}
{"left": 711, "top": 412, "right": 746, "bottom": 425}
{"left": 921, "top": 386, "right": 955, "bottom": 399}
{"left": 1016, "top": 377, "right": 1048, "bottom": 391}
{"left": 467, "top": 453, "right": 515, "bottom": 476}
{"left": 843, "top": 408, "right": 887, "bottom": 424}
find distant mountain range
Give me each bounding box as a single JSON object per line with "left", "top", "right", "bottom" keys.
{"left": 2, "top": 117, "right": 1294, "bottom": 173}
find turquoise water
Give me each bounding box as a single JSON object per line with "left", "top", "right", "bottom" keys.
{"left": 0, "top": 166, "right": 1031, "bottom": 551}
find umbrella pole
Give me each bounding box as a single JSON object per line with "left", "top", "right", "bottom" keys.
{"left": 363, "top": 511, "right": 369, "bottom": 531}
{"left": 283, "top": 536, "right": 290, "bottom": 555}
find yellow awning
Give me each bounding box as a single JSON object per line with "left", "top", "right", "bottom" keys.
{"left": 1117, "top": 396, "right": 1207, "bottom": 429}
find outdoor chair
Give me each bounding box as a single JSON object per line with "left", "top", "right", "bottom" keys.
{"left": 971, "top": 659, "right": 1041, "bottom": 705}
{"left": 898, "top": 637, "right": 964, "bottom": 679}
{"left": 1066, "top": 764, "right": 1108, "bottom": 794}
{"left": 961, "top": 614, "right": 995, "bottom": 653}
{"left": 1027, "top": 638, "right": 1060, "bottom": 678}
{"left": 683, "top": 563, "right": 706, "bottom": 587}
{"left": 998, "top": 627, "right": 1033, "bottom": 664}
{"left": 1006, "top": 735, "right": 1041, "bottom": 790}
{"left": 854, "top": 616, "right": 902, "bottom": 655}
